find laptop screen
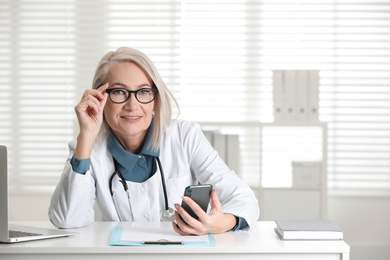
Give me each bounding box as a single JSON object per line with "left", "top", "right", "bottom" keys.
{"left": 0, "top": 145, "right": 9, "bottom": 241}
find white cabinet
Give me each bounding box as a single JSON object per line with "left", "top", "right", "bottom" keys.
{"left": 198, "top": 121, "right": 328, "bottom": 221}
{"left": 259, "top": 122, "right": 327, "bottom": 220}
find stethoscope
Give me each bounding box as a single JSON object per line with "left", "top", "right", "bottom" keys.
{"left": 109, "top": 157, "right": 175, "bottom": 222}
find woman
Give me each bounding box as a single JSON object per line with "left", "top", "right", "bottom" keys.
{"left": 49, "top": 47, "right": 259, "bottom": 235}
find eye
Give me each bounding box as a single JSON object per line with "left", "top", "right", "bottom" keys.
{"left": 138, "top": 89, "right": 153, "bottom": 95}
{"left": 111, "top": 89, "right": 126, "bottom": 95}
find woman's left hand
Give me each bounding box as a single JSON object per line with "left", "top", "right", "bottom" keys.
{"left": 172, "top": 190, "right": 237, "bottom": 235}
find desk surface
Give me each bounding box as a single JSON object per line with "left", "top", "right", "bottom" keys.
{"left": 1, "top": 221, "right": 350, "bottom": 260}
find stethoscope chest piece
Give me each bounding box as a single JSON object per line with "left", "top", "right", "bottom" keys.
{"left": 110, "top": 157, "right": 174, "bottom": 222}
{"left": 160, "top": 207, "right": 175, "bottom": 222}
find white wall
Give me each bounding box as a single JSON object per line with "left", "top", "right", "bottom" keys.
{"left": 9, "top": 192, "right": 390, "bottom": 260}
{"left": 9, "top": 192, "right": 52, "bottom": 221}
{"left": 328, "top": 196, "right": 390, "bottom": 260}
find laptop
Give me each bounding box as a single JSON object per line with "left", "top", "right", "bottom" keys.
{"left": 0, "top": 145, "right": 77, "bottom": 243}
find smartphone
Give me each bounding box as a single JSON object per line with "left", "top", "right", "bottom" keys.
{"left": 181, "top": 184, "right": 213, "bottom": 220}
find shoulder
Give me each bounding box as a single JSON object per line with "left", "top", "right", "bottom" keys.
{"left": 162, "top": 119, "right": 207, "bottom": 151}
{"left": 163, "top": 119, "right": 203, "bottom": 142}
{"left": 166, "top": 119, "right": 201, "bottom": 134}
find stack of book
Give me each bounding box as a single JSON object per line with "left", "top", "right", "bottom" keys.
{"left": 274, "top": 220, "right": 343, "bottom": 240}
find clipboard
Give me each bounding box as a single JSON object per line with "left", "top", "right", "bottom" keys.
{"left": 110, "top": 225, "right": 216, "bottom": 246}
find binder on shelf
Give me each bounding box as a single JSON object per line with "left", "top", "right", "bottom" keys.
{"left": 272, "top": 70, "right": 319, "bottom": 122}
{"left": 295, "top": 71, "right": 309, "bottom": 121}
{"left": 309, "top": 70, "right": 319, "bottom": 122}
{"left": 213, "top": 133, "right": 226, "bottom": 162}
{"left": 226, "top": 134, "right": 240, "bottom": 174}
{"left": 284, "top": 70, "right": 296, "bottom": 121}
{"left": 273, "top": 70, "right": 285, "bottom": 121}
{"left": 202, "top": 131, "right": 240, "bottom": 174}
{"left": 202, "top": 130, "right": 214, "bottom": 144}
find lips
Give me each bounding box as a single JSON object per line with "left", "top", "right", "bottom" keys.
{"left": 121, "top": 116, "right": 140, "bottom": 120}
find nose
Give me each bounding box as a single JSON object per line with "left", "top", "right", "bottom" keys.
{"left": 123, "top": 92, "right": 139, "bottom": 110}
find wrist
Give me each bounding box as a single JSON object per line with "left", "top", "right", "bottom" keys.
{"left": 74, "top": 132, "right": 97, "bottom": 159}
{"left": 221, "top": 214, "right": 238, "bottom": 233}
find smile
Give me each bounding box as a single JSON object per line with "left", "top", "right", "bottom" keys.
{"left": 121, "top": 116, "right": 141, "bottom": 120}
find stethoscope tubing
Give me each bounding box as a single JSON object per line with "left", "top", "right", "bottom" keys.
{"left": 109, "top": 157, "right": 170, "bottom": 221}
{"left": 156, "top": 157, "right": 169, "bottom": 211}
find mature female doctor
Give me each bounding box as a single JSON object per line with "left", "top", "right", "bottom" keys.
{"left": 48, "top": 47, "right": 259, "bottom": 235}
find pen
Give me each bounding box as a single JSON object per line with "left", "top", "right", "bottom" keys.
{"left": 143, "top": 239, "right": 184, "bottom": 245}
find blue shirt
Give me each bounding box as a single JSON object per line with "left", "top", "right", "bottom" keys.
{"left": 70, "top": 123, "right": 248, "bottom": 231}
{"left": 107, "top": 125, "right": 158, "bottom": 183}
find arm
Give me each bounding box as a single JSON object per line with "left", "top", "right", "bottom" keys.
{"left": 173, "top": 121, "right": 259, "bottom": 235}
{"left": 48, "top": 84, "right": 109, "bottom": 228}
{"left": 48, "top": 141, "right": 96, "bottom": 229}
{"left": 74, "top": 83, "right": 109, "bottom": 159}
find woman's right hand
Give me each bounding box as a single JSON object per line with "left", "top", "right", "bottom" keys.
{"left": 74, "top": 83, "right": 109, "bottom": 159}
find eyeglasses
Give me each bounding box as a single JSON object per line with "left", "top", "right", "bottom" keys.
{"left": 105, "top": 88, "right": 158, "bottom": 104}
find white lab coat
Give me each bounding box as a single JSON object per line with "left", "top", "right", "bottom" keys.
{"left": 48, "top": 119, "right": 259, "bottom": 229}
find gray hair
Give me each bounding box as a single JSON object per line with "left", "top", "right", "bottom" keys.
{"left": 92, "top": 47, "right": 179, "bottom": 152}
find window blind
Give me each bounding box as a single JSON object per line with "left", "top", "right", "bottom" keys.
{"left": 105, "top": 0, "right": 181, "bottom": 101}
{"left": 1, "top": 0, "right": 390, "bottom": 195}
{"left": 0, "top": 0, "right": 181, "bottom": 190}
{"left": 0, "top": 1, "right": 76, "bottom": 190}
{"left": 181, "top": 0, "right": 390, "bottom": 195}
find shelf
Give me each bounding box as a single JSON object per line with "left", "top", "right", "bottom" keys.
{"left": 198, "top": 121, "right": 328, "bottom": 220}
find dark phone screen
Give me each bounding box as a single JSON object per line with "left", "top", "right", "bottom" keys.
{"left": 181, "top": 184, "right": 213, "bottom": 219}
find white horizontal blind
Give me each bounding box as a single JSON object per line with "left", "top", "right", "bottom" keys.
{"left": 318, "top": 1, "right": 390, "bottom": 194}
{"left": 181, "top": 0, "right": 390, "bottom": 195}
{"left": 2, "top": 0, "right": 390, "bottom": 195}
{"left": 0, "top": 0, "right": 181, "bottom": 190}
{"left": 0, "top": 1, "right": 13, "bottom": 173}
{"left": 105, "top": 0, "right": 181, "bottom": 102}
{"left": 0, "top": 0, "right": 76, "bottom": 189}
{"left": 180, "top": 0, "right": 269, "bottom": 185}
{"left": 180, "top": 1, "right": 269, "bottom": 122}
{"left": 257, "top": 0, "right": 390, "bottom": 194}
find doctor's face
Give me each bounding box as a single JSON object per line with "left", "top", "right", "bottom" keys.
{"left": 103, "top": 62, "right": 155, "bottom": 145}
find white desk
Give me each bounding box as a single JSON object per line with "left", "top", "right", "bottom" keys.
{"left": 1, "top": 221, "right": 350, "bottom": 260}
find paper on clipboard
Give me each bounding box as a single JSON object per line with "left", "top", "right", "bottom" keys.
{"left": 110, "top": 222, "right": 215, "bottom": 246}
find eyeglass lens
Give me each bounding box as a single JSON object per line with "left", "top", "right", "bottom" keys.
{"left": 108, "top": 88, "right": 157, "bottom": 104}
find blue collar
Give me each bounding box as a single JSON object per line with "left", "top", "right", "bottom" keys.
{"left": 107, "top": 121, "right": 160, "bottom": 172}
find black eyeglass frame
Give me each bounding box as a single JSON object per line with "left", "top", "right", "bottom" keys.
{"left": 105, "top": 88, "right": 159, "bottom": 104}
